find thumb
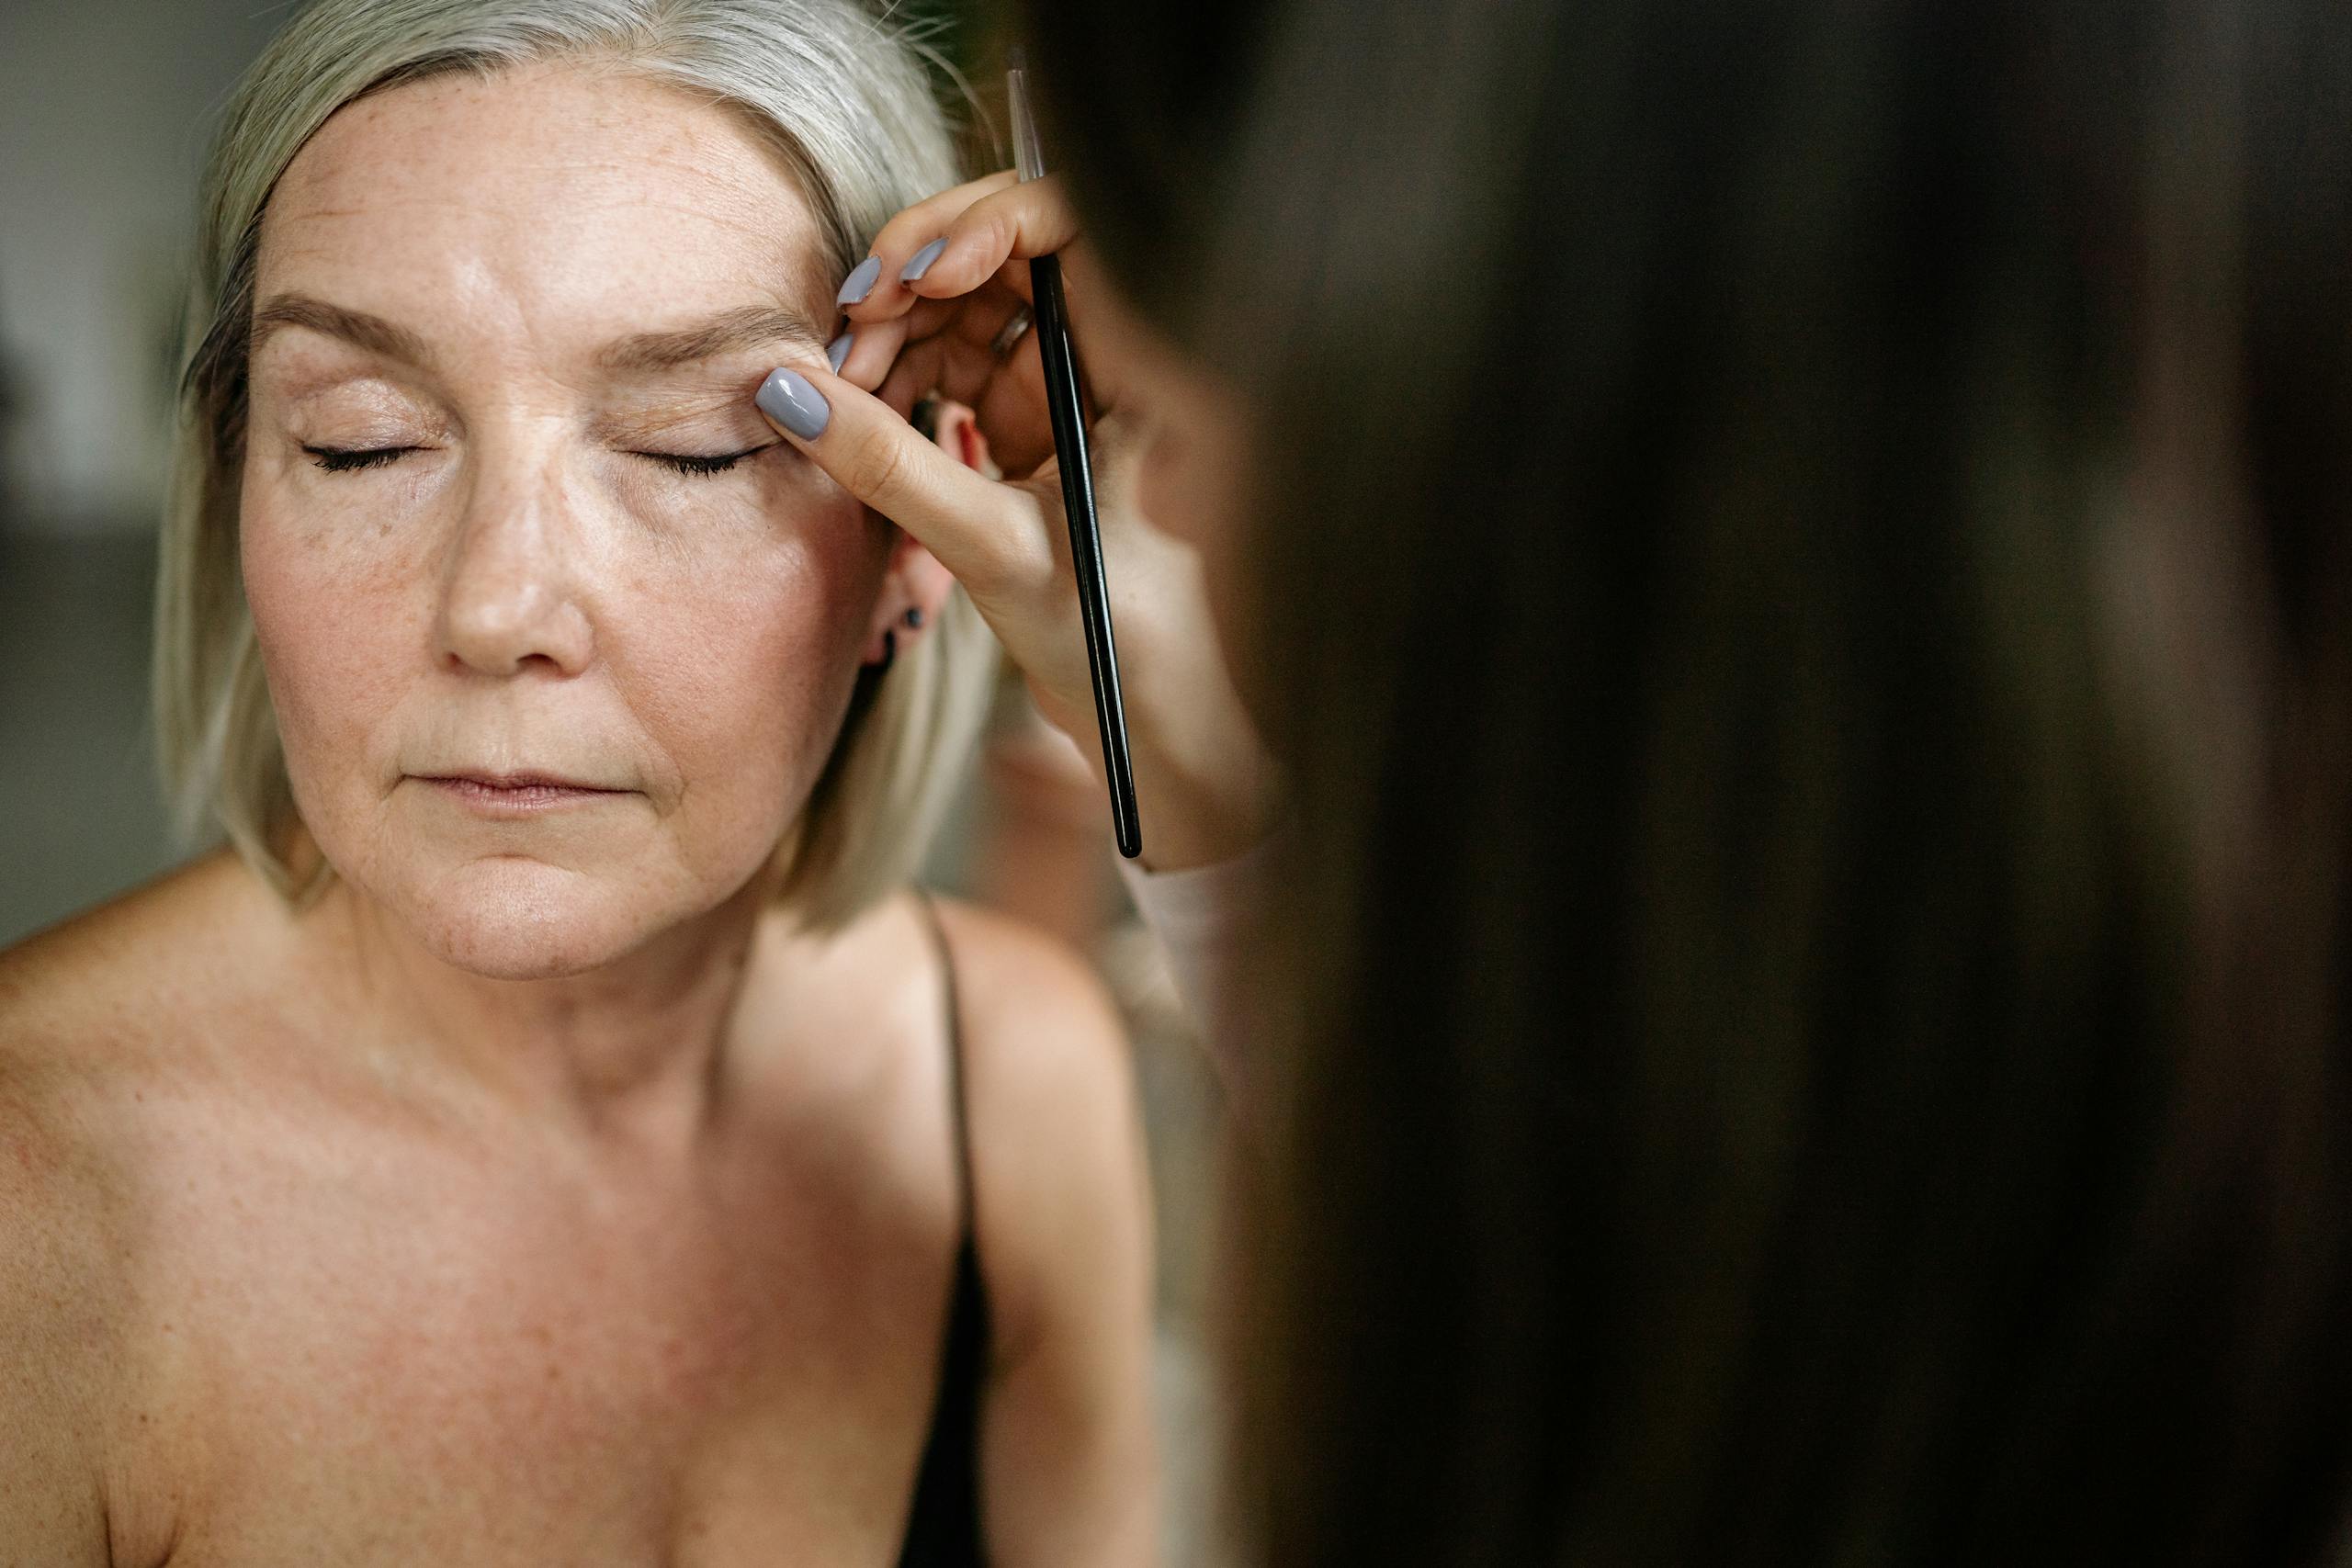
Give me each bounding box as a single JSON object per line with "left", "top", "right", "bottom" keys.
{"left": 756, "top": 365, "right": 1042, "bottom": 598}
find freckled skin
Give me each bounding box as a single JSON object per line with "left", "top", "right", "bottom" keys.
{"left": 0, "top": 62, "right": 1159, "bottom": 1568}
{"left": 242, "top": 62, "right": 875, "bottom": 980}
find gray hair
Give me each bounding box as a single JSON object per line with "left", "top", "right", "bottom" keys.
{"left": 155, "top": 0, "right": 995, "bottom": 931}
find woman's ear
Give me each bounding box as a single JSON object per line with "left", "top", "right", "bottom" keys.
{"left": 861, "top": 400, "right": 988, "bottom": 661}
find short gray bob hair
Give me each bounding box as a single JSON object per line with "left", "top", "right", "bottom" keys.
{"left": 155, "top": 0, "right": 995, "bottom": 931}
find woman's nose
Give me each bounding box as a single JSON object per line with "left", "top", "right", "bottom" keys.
{"left": 435, "top": 463, "right": 596, "bottom": 678}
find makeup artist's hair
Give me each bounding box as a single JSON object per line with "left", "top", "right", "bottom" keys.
{"left": 155, "top": 0, "right": 994, "bottom": 930}
{"left": 1026, "top": 0, "right": 2352, "bottom": 1561}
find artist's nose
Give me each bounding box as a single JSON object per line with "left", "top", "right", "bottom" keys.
{"left": 435, "top": 456, "right": 595, "bottom": 678}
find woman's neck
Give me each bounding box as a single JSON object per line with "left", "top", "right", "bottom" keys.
{"left": 300, "top": 860, "right": 792, "bottom": 1149}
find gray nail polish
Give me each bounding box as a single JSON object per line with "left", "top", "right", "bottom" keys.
{"left": 827, "top": 332, "right": 854, "bottom": 374}
{"left": 757, "top": 367, "right": 830, "bottom": 440}
{"left": 900, "top": 237, "right": 947, "bottom": 283}
{"left": 836, "top": 254, "right": 881, "bottom": 305}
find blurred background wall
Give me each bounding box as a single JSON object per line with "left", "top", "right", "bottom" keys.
{"left": 1, "top": 0, "right": 289, "bottom": 533}
{"left": 1, "top": 0, "right": 292, "bottom": 949}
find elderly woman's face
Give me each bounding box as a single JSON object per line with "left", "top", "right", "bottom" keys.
{"left": 241, "top": 64, "right": 882, "bottom": 977}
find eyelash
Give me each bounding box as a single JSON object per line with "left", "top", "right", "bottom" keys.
{"left": 641, "top": 446, "right": 772, "bottom": 477}
{"left": 305, "top": 445, "right": 415, "bottom": 473}
{"left": 301, "top": 445, "right": 775, "bottom": 478}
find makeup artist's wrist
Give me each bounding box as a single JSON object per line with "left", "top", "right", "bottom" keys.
{"left": 1123, "top": 692, "right": 1284, "bottom": 874}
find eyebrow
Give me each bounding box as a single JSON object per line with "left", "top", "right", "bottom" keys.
{"left": 247, "top": 294, "right": 828, "bottom": 377}
{"left": 595, "top": 302, "right": 830, "bottom": 374}
{"left": 251, "top": 294, "right": 434, "bottom": 367}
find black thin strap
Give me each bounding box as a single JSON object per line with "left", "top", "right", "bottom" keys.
{"left": 899, "top": 890, "right": 989, "bottom": 1567}
{"left": 911, "top": 890, "right": 976, "bottom": 1233}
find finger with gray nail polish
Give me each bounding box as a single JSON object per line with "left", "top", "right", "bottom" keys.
{"left": 901, "top": 238, "right": 946, "bottom": 283}
{"left": 756, "top": 367, "right": 830, "bottom": 440}
{"left": 837, "top": 254, "right": 881, "bottom": 305}
{"left": 827, "top": 333, "right": 854, "bottom": 374}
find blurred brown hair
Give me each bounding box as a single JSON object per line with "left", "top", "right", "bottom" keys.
{"left": 1021, "top": 0, "right": 2352, "bottom": 1560}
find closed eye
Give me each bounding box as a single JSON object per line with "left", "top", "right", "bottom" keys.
{"left": 305, "top": 445, "right": 418, "bottom": 473}
{"left": 300, "top": 444, "right": 775, "bottom": 477}
{"left": 637, "top": 445, "right": 775, "bottom": 477}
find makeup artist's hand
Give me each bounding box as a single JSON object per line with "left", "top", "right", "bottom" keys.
{"left": 756, "top": 173, "right": 1281, "bottom": 872}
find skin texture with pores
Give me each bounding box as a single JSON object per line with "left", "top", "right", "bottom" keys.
{"left": 241, "top": 62, "right": 872, "bottom": 981}
{"left": 0, "top": 62, "right": 1158, "bottom": 1568}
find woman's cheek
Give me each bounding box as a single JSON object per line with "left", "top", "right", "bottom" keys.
{"left": 241, "top": 441, "right": 443, "bottom": 604}
{"left": 239, "top": 469, "right": 431, "bottom": 786}
{"left": 632, "top": 522, "right": 870, "bottom": 776}
{"left": 677, "top": 522, "right": 884, "bottom": 846}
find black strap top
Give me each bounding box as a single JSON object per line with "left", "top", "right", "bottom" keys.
{"left": 896, "top": 895, "right": 989, "bottom": 1567}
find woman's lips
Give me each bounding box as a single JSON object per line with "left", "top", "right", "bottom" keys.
{"left": 415, "top": 773, "right": 628, "bottom": 815}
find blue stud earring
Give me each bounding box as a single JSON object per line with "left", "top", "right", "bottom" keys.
{"left": 903, "top": 606, "right": 925, "bottom": 630}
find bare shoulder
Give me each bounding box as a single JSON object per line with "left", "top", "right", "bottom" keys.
{"left": 0, "top": 852, "right": 306, "bottom": 1558}
{"left": 0, "top": 962, "right": 121, "bottom": 1340}
{"left": 911, "top": 903, "right": 1159, "bottom": 1557}
{"left": 0, "top": 849, "right": 277, "bottom": 1369}
{"left": 923, "top": 897, "right": 1135, "bottom": 1129}
{"left": 922, "top": 899, "right": 1151, "bottom": 1359}
{"left": 0, "top": 998, "right": 120, "bottom": 1551}
{"left": 0, "top": 855, "right": 227, "bottom": 1197}
{"left": 0, "top": 860, "right": 261, "bottom": 1558}
{"left": 0, "top": 848, "right": 277, "bottom": 1060}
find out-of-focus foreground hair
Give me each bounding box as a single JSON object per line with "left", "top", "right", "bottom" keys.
{"left": 157, "top": 0, "right": 994, "bottom": 931}
{"left": 1025, "top": 0, "right": 2352, "bottom": 1561}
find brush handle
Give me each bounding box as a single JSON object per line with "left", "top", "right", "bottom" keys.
{"left": 1028, "top": 252, "right": 1141, "bottom": 859}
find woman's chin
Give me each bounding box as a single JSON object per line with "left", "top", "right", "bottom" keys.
{"left": 387, "top": 856, "right": 676, "bottom": 979}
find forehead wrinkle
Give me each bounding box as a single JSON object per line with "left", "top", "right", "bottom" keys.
{"left": 277, "top": 101, "right": 813, "bottom": 240}
{"left": 262, "top": 187, "right": 831, "bottom": 360}
{"left": 598, "top": 304, "right": 829, "bottom": 376}
{"left": 255, "top": 70, "right": 842, "bottom": 386}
